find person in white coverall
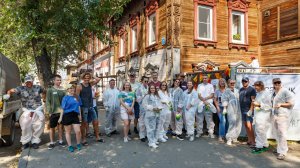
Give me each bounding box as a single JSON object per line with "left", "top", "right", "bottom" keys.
{"left": 157, "top": 81, "right": 172, "bottom": 142}
{"left": 182, "top": 81, "right": 199, "bottom": 141}
{"left": 142, "top": 85, "right": 163, "bottom": 149}
{"left": 103, "top": 79, "right": 120, "bottom": 136}
{"left": 136, "top": 76, "right": 149, "bottom": 142}
{"left": 271, "top": 78, "right": 294, "bottom": 160}
{"left": 196, "top": 74, "right": 216, "bottom": 138}
{"left": 4, "top": 75, "right": 44, "bottom": 149}
{"left": 169, "top": 79, "right": 184, "bottom": 140}
{"left": 221, "top": 79, "right": 242, "bottom": 146}
{"left": 250, "top": 81, "right": 272, "bottom": 154}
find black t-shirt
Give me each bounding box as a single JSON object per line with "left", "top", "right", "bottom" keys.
{"left": 239, "top": 86, "right": 256, "bottom": 113}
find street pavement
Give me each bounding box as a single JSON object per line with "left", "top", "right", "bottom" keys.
{"left": 19, "top": 109, "right": 300, "bottom": 168}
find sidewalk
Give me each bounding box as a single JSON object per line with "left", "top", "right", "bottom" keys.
{"left": 18, "top": 109, "right": 300, "bottom": 168}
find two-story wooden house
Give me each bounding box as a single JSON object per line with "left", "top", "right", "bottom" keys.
{"left": 112, "top": 0, "right": 259, "bottom": 81}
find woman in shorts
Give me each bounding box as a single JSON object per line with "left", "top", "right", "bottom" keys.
{"left": 61, "top": 84, "right": 82, "bottom": 152}
{"left": 118, "top": 82, "right": 135, "bottom": 142}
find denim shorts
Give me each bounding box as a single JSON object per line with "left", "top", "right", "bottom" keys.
{"left": 82, "top": 107, "right": 98, "bottom": 122}
{"left": 134, "top": 103, "right": 140, "bottom": 119}
{"left": 242, "top": 113, "right": 253, "bottom": 122}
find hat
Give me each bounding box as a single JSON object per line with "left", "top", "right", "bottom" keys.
{"left": 272, "top": 78, "right": 281, "bottom": 83}
{"left": 24, "top": 76, "right": 33, "bottom": 83}
{"left": 242, "top": 77, "right": 249, "bottom": 82}
{"left": 65, "top": 84, "right": 74, "bottom": 89}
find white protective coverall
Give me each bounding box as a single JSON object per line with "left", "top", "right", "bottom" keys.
{"left": 103, "top": 87, "right": 120, "bottom": 134}
{"left": 271, "top": 88, "right": 294, "bottom": 155}
{"left": 182, "top": 89, "right": 199, "bottom": 136}
{"left": 169, "top": 87, "right": 184, "bottom": 135}
{"left": 136, "top": 85, "right": 148, "bottom": 139}
{"left": 221, "top": 88, "right": 242, "bottom": 141}
{"left": 142, "top": 94, "right": 163, "bottom": 146}
{"left": 254, "top": 90, "right": 272, "bottom": 148}
{"left": 19, "top": 105, "right": 45, "bottom": 145}
{"left": 196, "top": 83, "right": 216, "bottom": 135}
{"left": 157, "top": 90, "right": 172, "bottom": 139}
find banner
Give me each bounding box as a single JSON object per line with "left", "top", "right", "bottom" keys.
{"left": 236, "top": 73, "right": 300, "bottom": 141}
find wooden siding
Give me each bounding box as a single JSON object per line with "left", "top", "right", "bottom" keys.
{"left": 180, "top": 0, "right": 259, "bottom": 72}
{"left": 259, "top": 0, "right": 300, "bottom": 67}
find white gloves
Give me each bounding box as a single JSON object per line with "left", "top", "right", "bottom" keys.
{"left": 3, "top": 94, "right": 10, "bottom": 100}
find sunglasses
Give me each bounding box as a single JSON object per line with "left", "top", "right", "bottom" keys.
{"left": 144, "top": 81, "right": 149, "bottom": 83}
{"left": 273, "top": 82, "right": 281, "bottom": 85}
{"left": 242, "top": 80, "right": 248, "bottom": 83}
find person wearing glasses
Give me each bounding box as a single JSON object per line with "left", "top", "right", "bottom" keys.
{"left": 157, "top": 81, "right": 172, "bottom": 142}
{"left": 136, "top": 76, "right": 149, "bottom": 142}
{"left": 251, "top": 81, "right": 272, "bottom": 154}
{"left": 182, "top": 81, "right": 199, "bottom": 141}
{"left": 239, "top": 77, "right": 256, "bottom": 147}
{"left": 221, "top": 79, "right": 242, "bottom": 146}
{"left": 169, "top": 79, "right": 184, "bottom": 140}
{"left": 271, "top": 78, "right": 294, "bottom": 160}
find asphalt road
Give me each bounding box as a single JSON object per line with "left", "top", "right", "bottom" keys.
{"left": 3, "top": 108, "right": 300, "bottom": 168}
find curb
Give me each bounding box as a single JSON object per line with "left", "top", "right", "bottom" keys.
{"left": 18, "top": 148, "right": 30, "bottom": 168}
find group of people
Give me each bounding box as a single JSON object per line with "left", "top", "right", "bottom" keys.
{"left": 3, "top": 71, "right": 294, "bottom": 161}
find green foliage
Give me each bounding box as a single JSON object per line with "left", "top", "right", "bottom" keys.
{"left": 0, "top": 0, "right": 129, "bottom": 79}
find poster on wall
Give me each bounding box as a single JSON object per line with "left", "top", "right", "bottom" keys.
{"left": 236, "top": 73, "right": 300, "bottom": 141}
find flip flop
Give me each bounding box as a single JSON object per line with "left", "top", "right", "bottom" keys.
{"left": 97, "top": 139, "right": 105, "bottom": 143}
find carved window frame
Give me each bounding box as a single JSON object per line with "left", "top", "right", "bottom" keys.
{"left": 145, "top": 0, "right": 159, "bottom": 51}
{"left": 194, "top": 0, "right": 217, "bottom": 48}
{"left": 118, "top": 26, "right": 127, "bottom": 61}
{"left": 228, "top": 0, "right": 250, "bottom": 51}
{"left": 129, "top": 14, "right": 140, "bottom": 56}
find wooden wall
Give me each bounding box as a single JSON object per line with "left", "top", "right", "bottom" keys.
{"left": 180, "top": 0, "right": 259, "bottom": 72}
{"left": 259, "top": 0, "right": 300, "bottom": 67}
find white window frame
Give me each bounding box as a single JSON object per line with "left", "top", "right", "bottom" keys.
{"left": 119, "top": 36, "right": 124, "bottom": 57}
{"left": 148, "top": 13, "right": 156, "bottom": 46}
{"left": 231, "top": 11, "right": 245, "bottom": 44}
{"left": 131, "top": 26, "right": 137, "bottom": 52}
{"left": 198, "top": 5, "right": 213, "bottom": 41}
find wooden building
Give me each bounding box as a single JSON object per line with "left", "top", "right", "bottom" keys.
{"left": 258, "top": 0, "right": 300, "bottom": 67}
{"left": 112, "top": 0, "right": 259, "bottom": 82}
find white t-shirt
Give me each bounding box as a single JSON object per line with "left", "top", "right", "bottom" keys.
{"left": 197, "top": 83, "right": 214, "bottom": 103}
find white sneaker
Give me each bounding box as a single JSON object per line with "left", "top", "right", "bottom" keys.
{"left": 149, "top": 143, "right": 158, "bottom": 149}
{"left": 158, "top": 138, "right": 167, "bottom": 143}
{"left": 185, "top": 134, "right": 190, "bottom": 138}
{"left": 210, "top": 134, "right": 215, "bottom": 139}
{"left": 232, "top": 138, "right": 238, "bottom": 143}
{"left": 189, "top": 135, "right": 194, "bottom": 142}
{"left": 227, "top": 140, "right": 232, "bottom": 146}
{"left": 195, "top": 133, "right": 201, "bottom": 138}
{"left": 124, "top": 137, "right": 128, "bottom": 143}
{"left": 163, "top": 135, "right": 169, "bottom": 140}
{"left": 155, "top": 141, "right": 159, "bottom": 145}
{"left": 127, "top": 137, "right": 132, "bottom": 141}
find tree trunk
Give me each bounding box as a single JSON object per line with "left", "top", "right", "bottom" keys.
{"left": 34, "top": 47, "right": 53, "bottom": 89}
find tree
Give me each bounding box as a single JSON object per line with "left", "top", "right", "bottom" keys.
{"left": 0, "top": 0, "right": 129, "bottom": 88}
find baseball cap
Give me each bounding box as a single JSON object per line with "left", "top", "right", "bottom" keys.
{"left": 24, "top": 76, "right": 33, "bottom": 83}
{"left": 272, "top": 78, "right": 281, "bottom": 83}
{"left": 242, "top": 77, "right": 249, "bottom": 82}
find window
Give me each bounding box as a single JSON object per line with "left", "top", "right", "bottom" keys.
{"left": 198, "top": 5, "right": 213, "bottom": 40}
{"left": 148, "top": 13, "right": 156, "bottom": 45}
{"left": 131, "top": 26, "right": 137, "bottom": 52}
{"left": 231, "top": 11, "right": 245, "bottom": 44}
{"left": 119, "top": 36, "right": 125, "bottom": 57}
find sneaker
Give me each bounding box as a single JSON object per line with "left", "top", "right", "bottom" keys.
{"left": 22, "top": 143, "right": 30, "bottom": 150}
{"left": 277, "top": 154, "right": 285, "bottom": 160}
{"left": 68, "top": 146, "right": 74, "bottom": 152}
{"left": 232, "top": 138, "right": 239, "bottom": 143}
{"left": 227, "top": 140, "right": 232, "bottom": 146}
{"left": 189, "top": 135, "right": 194, "bottom": 142}
{"left": 140, "top": 138, "right": 146, "bottom": 142}
{"left": 127, "top": 136, "right": 132, "bottom": 141}
{"left": 209, "top": 134, "right": 215, "bottom": 139}
{"left": 158, "top": 138, "right": 167, "bottom": 143}
{"left": 134, "top": 127, "right": 139, "bottom": 134}
{"left": 48, "top": 143, "right": 55, "bottom": 150}
{"left": 32, "top": 143, "right": 39, "bottom": 149}
{"left": 218, "top": 137, "right": 224, "bottom": 142}
{"left": 163, "top": 135, "right": 169, "bottom": 140}
{"left": 155, "top": 141, "right": 159, "bottom": 145}
{"left": 76, "top": 144, "right": 82, "bottom": 151}
{"left": 106, "top": 133, "right": 112, "bottom": 137}
{"left": 195, "top": 133, "right": 201, "bottom": 138}
{"left": 124, "top": 137, "right": 129, "bottom": 143}
{"left": 58, "top": 141, "right": 66, "bottom": 147}
{"left": 176, "top": 134, "right": 184, "bottom": 141}
{"left": 111, "top": 130, "right": 120, "bottom": 135}
{"left": 262, "top": 146, "right": 270, "bottom": 152}
{"left": 149, "top": 143, "right": 158, "bottom": 149}
{"left": 252, "top": 148, "right": 264, "bottom": 154}
{"left": 171, "top": 132, "right": 177, "bottom": 137}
